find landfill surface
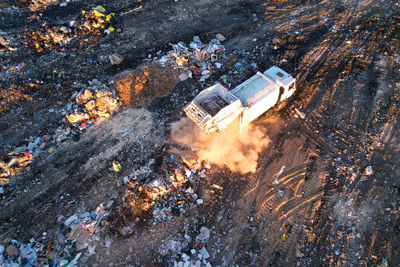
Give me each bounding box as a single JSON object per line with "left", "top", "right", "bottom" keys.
{"left": 0, "top": 0, "right": 399, "bottom": 266}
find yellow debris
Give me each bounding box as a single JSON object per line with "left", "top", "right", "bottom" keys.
{"left": 113, "top": 161, "right": 121, "bottom": 172}
{"left": 93, "top": 6, "right": 106, "bottom": 17}
{"left": 85, "top": 100, "right": 96, "bottom": 111}
{"left": 106, "top": 13, "right": 115, "bottom": 21}
{"left": 76, "top": 89, "right": 94, "bottom": 104}
{"left": 67, "top": 113, "right": 90, "bottom": 123}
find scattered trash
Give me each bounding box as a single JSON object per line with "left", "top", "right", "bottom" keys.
{"left": 68, "top": 224, "right": 90, "bottom": 250}
{"left": 5, "top": 245, "right": 18, "bottom": 257}
{"left": 199, "top": 246, "right": 210, "bottom": 260}
{"left": 215, "top": 33, "right": 226, "bottom": 42}
{"left": 88, "top": 244, "right": 96, "bottom": 255}
{"left": 196, "top": 226, "right": 210, "bottom": 242}
{"left": 365, "top": 166, "right": 373, "bottom": 176}
{"left": 1, "top": 2, "right": 397, "bottom": 266}
{"left": 277, "top": 189, "right": 284, "bottom": 197}
{"left": 112, "top": 161, "right": 122, "bottom": 172}
{"left": 295, "top": 108, "right": 306, "bottom": 119}
{"left": 65, "top": 214, "right": 79, "bottom": 227}
{"left": 109, "top": 53, "right": 124, "bottom": 65}
{"left": 179, "top": 72, "right": 190, "bottom": 81}
{"left": 158, "top": 35, "right": 225, "bottom": 82}
{"left": 24, "top": 5, "right": 118, "bottom": 52}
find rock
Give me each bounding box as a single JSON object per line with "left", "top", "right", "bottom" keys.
{"left": 6, "top": 244, "right": 18, "bottom": 257}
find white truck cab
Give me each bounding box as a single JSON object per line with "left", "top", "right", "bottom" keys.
{"left": 184, "top": 66, "right": 296, "bottom": 133}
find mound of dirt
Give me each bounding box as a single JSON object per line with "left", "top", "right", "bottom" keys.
{"left": 115, "top": 63, "right": 182, "bottom": 107}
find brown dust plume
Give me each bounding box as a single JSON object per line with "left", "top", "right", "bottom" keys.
{"left": 171, "top": 118, "right": 270, "bottom": 174}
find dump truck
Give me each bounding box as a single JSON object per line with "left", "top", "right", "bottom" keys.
{"left": 184, "top": 66, "right": 296, "bottom": 133}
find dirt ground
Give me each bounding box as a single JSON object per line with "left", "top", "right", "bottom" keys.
{"left": 0, "top": 0, "right": 399, "bottom": 266}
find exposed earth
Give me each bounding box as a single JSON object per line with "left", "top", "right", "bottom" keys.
{"left": 0, "top": 0, "right": 399, "bottom": 266}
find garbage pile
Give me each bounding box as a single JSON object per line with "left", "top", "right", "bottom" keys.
{"left": 159, "top": 226, "right": 213, "bottom": 266}
{"left": 157, "top": 235, "right": 213, "bottom": 267}
{"left": 1, "top": 145, "right": 215, "bottom": 266}
{"left": 24, "top": 5, "right": 116, "bottom": 52}
{"left": 0, "top": 201, "right": 113, "bottom": 266}
{"left": 0, "top": 79, "right": 120, "bottom": 185}
{"left": 66, "top": 79, "right": 119, "bottom": 126}
{"left": 28, "top": 0, "right": 60, "bottom": 12}
{"left": 108, "top": 147, "right": 208, "bottom": 236}
{"left": 159, "top": 34, "right": 226, "bottom": 82}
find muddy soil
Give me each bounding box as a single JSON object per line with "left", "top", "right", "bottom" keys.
{"left": 0, "top": 0, "right": 399, "bottom": 266}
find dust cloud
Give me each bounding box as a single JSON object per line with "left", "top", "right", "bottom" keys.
{"left": 171, "top": 118, "right": 270, "bottom": 174}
